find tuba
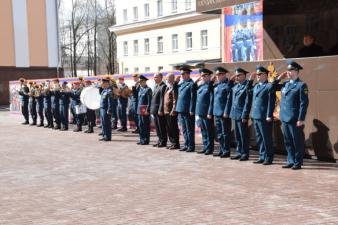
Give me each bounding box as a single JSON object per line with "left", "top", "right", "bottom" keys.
{"left": 118, "top": 84, "right": 131, "bottom": 98}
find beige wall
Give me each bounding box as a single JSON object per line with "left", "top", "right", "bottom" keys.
{"left": 0, "top": 0, "right": 16, "bottom": 66}
{"left": 27, "top": 0, "right": 48, "bottom": 66}
{"left": 0, "top": 0, "right": 57, "bottom": 68}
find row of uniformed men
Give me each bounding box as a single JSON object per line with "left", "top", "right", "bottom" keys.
{"left": 18, "top": 77, "right": 132, "bottom": 134}
{"left": 110, "top": 60, "right": 307, "bottom": 170}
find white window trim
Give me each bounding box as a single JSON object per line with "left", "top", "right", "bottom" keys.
{"left": 172, "top": 0, "right": 177, "bottom": 13}
{"left": 157, "top": 0, "right": 163, "bottom": 17}
{"left": 123, "top": 41, "right": 128, "bottom": 56}
{"left": 133, "top": 40, "right": 138, "bottom": 56}
{"left": 144, "top": 3, "right": 150, "bottom": 19}
{"left": 157, "top": 36, "right": 163, "bottom": 53}
{"left": 201, "top": 30, "right": 208, "bottom": 50}
{"left": 172, "top": 34, "right": 178, "bottom": 52}
{"left": 133, "top": 7, "right": 138, "bottom": 21}
{"left": 186, "top": 32, "right": 192, "bottom": 51}
{"left": 144, "top": 38, "right": 150, "bottom": 55}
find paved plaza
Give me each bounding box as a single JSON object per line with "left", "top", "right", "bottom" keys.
{"left": 0, "top": 110, "right": 337, "bottom": 225}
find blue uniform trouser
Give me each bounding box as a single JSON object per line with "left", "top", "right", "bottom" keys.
{"left": 60, "top": 105, "right": 69, "bottom": 129}
{"left": 37, "top": 99, "right": 44, "bottom": 124}
{"left": 234, "top": 120, "right": 249, "bottom": 158}
{"left": 44, "top": 103, "right": 53, "bottom": 126}
{"left": 21, "top": 100, "right": 29, "bottom": 122}
{"left": 111, "top": 99, "right": 118, "bottom": 127}
{"left": 179, "top": 113, "right": 195, "bottom": 150}
{"left": 100, "top": 108, "right": 112, "bottom": 140}
{"left": 52, "top": 104, "right": 60, "bottom": 127}
{"left": 118, "top": 98, "right": 128, "bottom": 128}
{"left": 134, "top": 111, "right": 139, "bottom": 130}
{"left": 138, "top": 115, "right": 150, "bottom": 144}
{"left": 70, "top": 104, "right": 76, "bottom": 123}
{"left": 29, "top": 99, "right": 37, "bottom": 123}
{"left": 199, "top": 116, "right": 214, "bottom": 152}
{"left": 215, "top": 116, "right": 232, "bottom": 155}
{"left": 253, "top": 119, "right": 274, "bottom": 162}
{"left": 71, "top": 104, "right": 84, "bottom": 127}
{"left": 282, "top": 122, "right": 304, "bottom": 166}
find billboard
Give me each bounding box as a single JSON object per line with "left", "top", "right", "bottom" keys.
{"left": 224, "top": 0, "right": 263, "bottom": 62}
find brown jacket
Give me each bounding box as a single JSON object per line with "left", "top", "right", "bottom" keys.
{"left": 163, "top": 83, "right": 178, "bottom": 114}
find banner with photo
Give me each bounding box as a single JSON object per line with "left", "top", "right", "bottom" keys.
{"left": 224, "top": 0, "right": 263, "bottom": 62}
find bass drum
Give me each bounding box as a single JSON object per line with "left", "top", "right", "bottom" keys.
{"left": 80, "top": 86, "right": 101, "bottom": 110}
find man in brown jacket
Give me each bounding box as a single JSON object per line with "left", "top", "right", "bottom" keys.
{"left": 163, "top": 73, "right": 180, "bottom": 149}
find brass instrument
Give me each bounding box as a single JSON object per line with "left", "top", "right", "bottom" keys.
{"left": 118, "top": 84, "right": 131, "bottom": 98}
{"left": 28, "top": 83, "right": 35, "bottom": 97}
{"left": 53, "top": 83, "right": 61, "bottom": 91}
{"left": 34, "top": 84, "right": 42, "bottom": 97}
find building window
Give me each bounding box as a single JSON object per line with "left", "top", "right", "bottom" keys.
{"left": 134, "top": 67, "right": 139, "bottom": 73}
{"left": 144, "top": 38, "right": 150, "bottom": 55}
{"left": 172, "top": 34, "right": 178, "bottom": 52}
{"left": 172, "top": 0, "right": 177, "bottom": 13}
{"left": 185, "top": 0, "right": 191, "bottom": 10}
{"left": 157, "top": 36, "right": 163, "bottom": 53}
{"left": 145, "top": 67, "right": 150, "bottom": 72}
{"left": 123, "top": 9, "right": 128, "bottom": 23}
{"left": 133, "top": 40, "right": 138, "bottom": 56}
{"left": 133, "top": 7, "right": 138, "bottom": 21}
{"left": 123, "top": 41, "right": 128, "bottom": 56}
{"left": 157, "top": 0, "right": 163, "bottom": 17}
{"left": 144, "top": 3, "right": 150, "bottom": 18}
{"left": 201, "top": 30, "right": 208, "bottom": 49}
{"left": 186, "top": 32, "right": 192, "bottom": 50}
{"left": 124, "top": 68, "right": 129, "bottom": 74}
{"left": 158, "top": 66, "right": 163, "bottom": 72}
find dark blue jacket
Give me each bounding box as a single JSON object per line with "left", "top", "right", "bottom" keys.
{"left": 43, "top": 90, "right": 52, "bottom": 108}
{"left": 70, "top": 89, "right": 82, "bottom": 106}
{"left": 59, "top": 91, "right": 71, "bottom": 106}
{"left": 51, "top": 90, "right": 60, "bottom": 107}
{"left": 137, "top": 86, "right": 152, "bottom": 115}
{"left": 100, "top": 88, "right": 113, "bottom": 113}
{"left": 279, "top": 79, "right": 309, "bottom": 123}
{"left": 175, "top": 79, "right": 196, "bottom": 113}
{"left": 18, "top": 86, "right": 29, "bottom": 103}
{"left": 213, "top": 79, "right": 234, "bottom": 117}
{"left": 251, "top": 80, "right": 278, "bottom": 120}
{"left": 228, "top": 80, "right": 253, "bottom": 120}
{"left": 196, "top": 82, "right": 213, "bottom": 117}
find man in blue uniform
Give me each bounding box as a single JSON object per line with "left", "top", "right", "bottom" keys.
{"left": 99, "top": 78, "right": 113, "bottom": 141}
{"left": 151, "top": 73, "right": 167, "bottom": 148}
{"left": 35, "top": 83, "right": 45, "bottom": 127}
{"left": 228, "top": 68, "right": 254, "bottom": 161}
{"left": 130, "top": 74, "right": 140, "bottom": 133}
{"left": 59, "top": 81, "right": 71, "bottom": 131}
{"left": 137, "top": 75, "right": 152, "bottom": 145}
{"left": 175, "top": 67, "right": 197, "bottom": 152}
{"left": 195, "top": 69, "right": 214, "bottom": 155}
{"left": 84, "top": 80, "right": 96, "bottom": 133}
{"left": 71, "top": 81, "right": 84, "bottom": 132}
{"left": 251, "top": 66, "right": 277, "bottom": 165}
{"left": 277, "top": 61, "right": 309, "bottom": 170}
{"left": 28, "top": 81, "right": 37, "bottom": 126}
{"left": 51, "top": 79, "right": 61, "bottom": 130}
{"left": 212, "top": 67, "right": 235, "bottom": 158}
{"left": 109, "top": 78, "right": 119, "bottom": 130}
{"left": 117, "top": 77, "right": 129, "bottom": 132}
{"left": 42, "top": 81, "right": 53, "bottom": 128}
{"left": 18, "top": 78, "right": 30, "bottom": 125}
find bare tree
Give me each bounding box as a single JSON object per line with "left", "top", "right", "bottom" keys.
{"left": 97, "top": 0, "right": 117, "bottom": 74}
{"left": 59, "top": 0, "right": 116, "bottom": 76}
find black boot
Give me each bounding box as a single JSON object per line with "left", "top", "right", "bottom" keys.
{"left": 73, "top": 125, "right": 82, "bottom": 132}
